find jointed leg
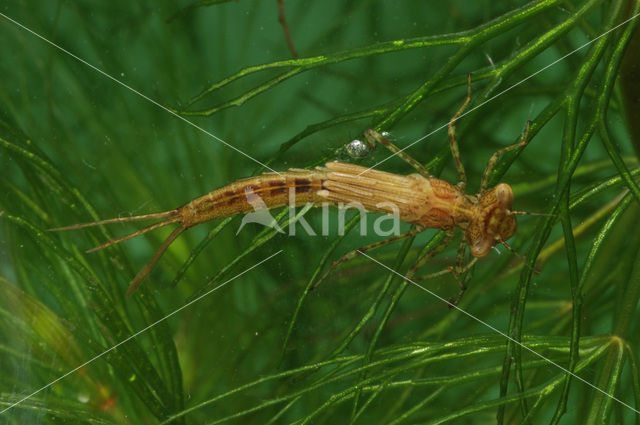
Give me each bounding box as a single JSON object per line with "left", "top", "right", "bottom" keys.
{"left": 414, "top": 257, "right": 478, "bottom": 307}
{"left": 449, "top": 238, "right": 473, "bottom": 303}
{"left": 412, "top": 235, "right": 478, "bottom": 306}
{"left": 453, "top": 237, "right": 467, "bottom": 279}
{"left": 448, "top": 74, "right": 473, "bottom": 189}
{"left": 480, "top": 120, "right": 531, "bottom": 192}
{"left": 364, "top": 129, "right": 432, "bottom": 177}
{"left": 413, "top": 257, "right": 477, "bottom": 283}
{"left": 126, "top": 225, "right": 187, "bottom": 296}
{"left": 313, "top": 226, "right": 425, "bottom": 289}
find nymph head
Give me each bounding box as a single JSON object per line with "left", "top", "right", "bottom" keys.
{"left": 466, "top": 183, "right": 517, "bottom": 258}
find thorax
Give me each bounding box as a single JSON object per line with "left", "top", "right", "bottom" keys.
{"left": 406, "top": 174, "right": 478, "bottom": 230}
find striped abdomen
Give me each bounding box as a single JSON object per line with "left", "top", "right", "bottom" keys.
{"left": 179, "top": 169, "right": 328, "bottom": 227}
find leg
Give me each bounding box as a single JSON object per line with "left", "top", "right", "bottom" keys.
{"left": 126, "top": 225, "right": 187, "bottom": 296}
{"left": 480, "top": 120, "right": 531, "bottom": 192}
{"left": 448, "top": 74, "right": 472, "bottom": 189}
{"left": 412, "top": 235, "right": 478, "bottom": 307}
{"left": 406, "top": 230, "right": 455, "bottom": 278}
{"left": 448, "top": 238, "right": 472, "bottom": 304}
{"left": 364, "top": 129, "right": 432, "bottom": 177}
{"left": 413, "top": 257, "right": 478, "bottom": 283}
{"left": 414, "top": 256, "right": 478, "bottom": 307}
{"left": 313, "top": 226, "right": 425, "bottom": 289}
{"left": 452, "top": 237, "right": 468, "bottom": 285}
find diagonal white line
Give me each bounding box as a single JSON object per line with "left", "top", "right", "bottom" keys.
{"left": 360, "top": 11, "right": 640, "bottom": 175}
{"left": 0, "top": 250, "right": 282, "bottom": 415}
{"left": 0, "top": 12, "right": 280, "bottom": 175}
{"left": 357, "top": 250, "right": 640, "bottom": 415}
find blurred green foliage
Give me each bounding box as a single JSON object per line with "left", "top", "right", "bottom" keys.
{"left": 1, "top": 0, "right": 640, "bottom": 424}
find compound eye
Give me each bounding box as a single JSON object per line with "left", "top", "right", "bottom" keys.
{"left": 494, "top": 183, "right": 514, "bottom": 209}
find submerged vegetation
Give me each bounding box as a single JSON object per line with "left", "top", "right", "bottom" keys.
{"left": 1, "top": 1, "right": 640, "bottom": 423}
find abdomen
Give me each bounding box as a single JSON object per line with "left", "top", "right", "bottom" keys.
{"left": 179, "top": 169, "right": 328, "bottom": 227}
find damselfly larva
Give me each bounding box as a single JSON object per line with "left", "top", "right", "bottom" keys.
{"left": 51, "top": 76, "right": 531, "bottom": 296}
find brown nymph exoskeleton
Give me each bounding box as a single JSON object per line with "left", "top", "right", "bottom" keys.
{"left": 51, "top": 76, "right": 531, "bottom": 296}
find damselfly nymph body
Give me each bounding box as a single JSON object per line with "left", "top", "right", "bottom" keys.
{"left": 51, "top": 76, "right": 531, "bottom": 296}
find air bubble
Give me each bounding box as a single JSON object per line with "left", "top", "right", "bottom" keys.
{"left": 345, "top": 139, "right": 370, "bottom": 159}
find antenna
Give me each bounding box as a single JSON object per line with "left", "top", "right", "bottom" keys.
{"left": 510, "top": 210, "right": 558, "bottom": 219}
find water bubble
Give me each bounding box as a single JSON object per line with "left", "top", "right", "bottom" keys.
{"left": 346, "top": 139, "right": 370, "bottom": 159}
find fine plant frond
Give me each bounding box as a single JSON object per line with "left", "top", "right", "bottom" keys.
{"left": 1, "top": 1, "right": 640, "bottom": 424}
